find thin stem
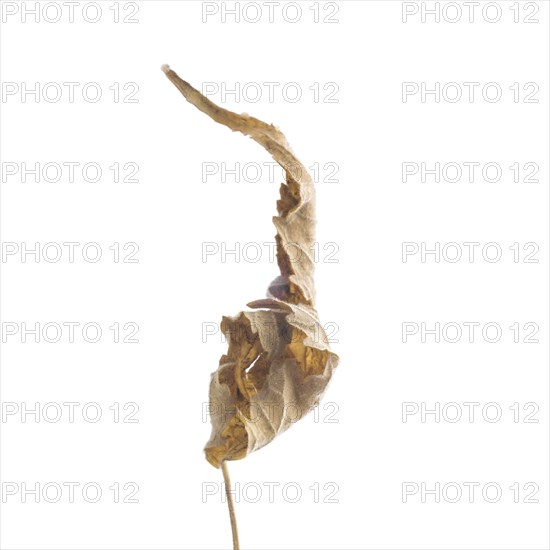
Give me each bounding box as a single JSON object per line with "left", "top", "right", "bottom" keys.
{"left": 221, "top": 460, "right": 240, "bottom": 550}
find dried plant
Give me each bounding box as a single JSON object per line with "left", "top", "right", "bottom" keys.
{"left": 162, "top": 64, "right": 339, "bottom": 550}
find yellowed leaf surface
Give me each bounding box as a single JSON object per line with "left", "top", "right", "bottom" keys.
{"left": 162, "top": 65, "right": 339, "bottom": 468}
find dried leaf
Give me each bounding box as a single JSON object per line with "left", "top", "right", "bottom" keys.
{"left": 162, "top": 65, "right": 339, "bottom": 469}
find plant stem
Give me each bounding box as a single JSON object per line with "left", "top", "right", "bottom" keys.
{"left": 221, "top": 460, "right": 239, "bottom": 550}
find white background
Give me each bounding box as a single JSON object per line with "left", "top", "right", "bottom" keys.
{"left": 1, "top": 1, "right": 549, "bottom": 549}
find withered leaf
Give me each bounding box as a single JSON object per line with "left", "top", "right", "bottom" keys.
{"left": 162, "top": 65, "right": 339, "bottom": 469}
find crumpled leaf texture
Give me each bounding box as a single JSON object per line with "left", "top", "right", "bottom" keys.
{"left": 162, "top": 66, "right": 339, "bottom": 468}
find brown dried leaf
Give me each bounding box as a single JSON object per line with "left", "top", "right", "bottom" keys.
{"left": 162, "top": 65, "right": 339, "bottom": 468}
